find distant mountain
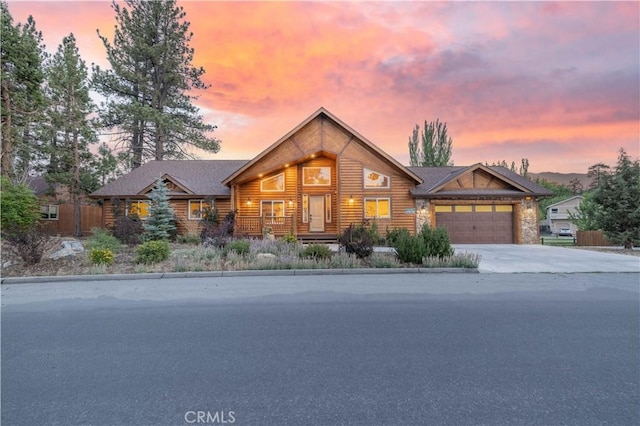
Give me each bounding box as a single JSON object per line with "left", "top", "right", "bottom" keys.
{"left": 530, "top": 172, "right": 593, "bottom": 188}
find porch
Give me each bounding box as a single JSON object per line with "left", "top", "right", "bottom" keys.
{"left": 234, "top": 215, "right": 296, "bottom": 237}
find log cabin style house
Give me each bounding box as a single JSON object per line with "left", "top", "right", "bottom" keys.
{"left": 90, "top": 108, "right": 551, "bottom": 244}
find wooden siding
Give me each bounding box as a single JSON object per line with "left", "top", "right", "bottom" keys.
{"left": 101, "top": 197, "right": 231, "bottom": 236}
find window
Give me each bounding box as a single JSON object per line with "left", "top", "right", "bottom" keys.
{"left": 127, "top": 200, "right": 150, "bottom": 219}
{"left": 40, "top": 204, "right": 59, "bottom": 220}
{"left": 325, "top": 194, "right": 332, "bottom": 223}
{"left": 363, "top": 168, "right": 390, "bottom": 188}
{"left": 189, "top": 200, "right": 212, "bottom": 220}
{"left": 302, "top": 194, "right": 309, "bottom": 223}
{"left": 261, "top": 200, "right": 285, "bottom": 223}
{"left": 260, "top": 173, "right": 285, "bottom": 192}
{"left": 364, "top": 198, "right": 390, "bottom": 219}
{"left": 550, "top": 208, "right": 559, "bottom": 214}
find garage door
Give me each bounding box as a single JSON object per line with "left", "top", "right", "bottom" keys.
{"left": 435, "top": 204, "right": 514, "bottom": 244}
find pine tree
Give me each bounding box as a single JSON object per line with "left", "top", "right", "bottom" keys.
{"left": 593, "top": 149, "right": 640, "bottom": 249}
{"left": 44, "top": 33, "right": 97, "bottom": 237}
{"left": 1, "top": 2, "right": 48, "bottom": 180}
{"left": 143, "top": 178, "right": 176, "bottom": 241}
{"left": 408, "top": 119, "right": 453, "bottom": 167}
{"left": 92, "top": 0, "right": 220, "bottom": 170}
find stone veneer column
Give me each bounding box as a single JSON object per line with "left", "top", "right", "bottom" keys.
{"left": 520, "top": 199, "right": 539, "bottom": 244}
{"left": 415, "top": 200, "right": 431, "bottom": 233}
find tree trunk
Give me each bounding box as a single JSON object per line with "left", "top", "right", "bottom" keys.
{"left": 1, "top": 78, "right": 12, "bottom": 177}
{"left": 73, "top": 129, "right": 82, "bottom": 237}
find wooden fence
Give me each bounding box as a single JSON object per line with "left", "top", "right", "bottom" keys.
{"left": 41, "top": 204, "right": 103, "bottom": 236}
{"left": 576, "top": 230, "right": 612, "bottom": 246}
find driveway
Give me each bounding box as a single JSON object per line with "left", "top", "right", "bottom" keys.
{"left": 454, "top": 244, "right": 640, "bottom": 273}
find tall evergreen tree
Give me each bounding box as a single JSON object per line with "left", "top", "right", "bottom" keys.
{"left": 92, "top": 0, "right": 220, "bottom": 170}
{"left": 1, "top": 2, "right": 48, "bottom": 180}
{"left": 44, "top": 33, "right": 97, "bottom": 236}
{"left": 143, "top": 178, "right": 176, "bottom": 241}
{"left": 593, "top": 149, "right": 640, "bottom": 249}
{"left": 408, "top": 119, "right": 453, "bottom": 167}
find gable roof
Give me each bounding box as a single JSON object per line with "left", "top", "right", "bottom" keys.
{"left": 89, "top": 160, "right": 248, "bottom": 198}
{"left": 222, "top": 107, "right": 423, "bottom": 185}
{"left": 409, "top": 163, "right": 553, "bottom": 198}
{"left": 545, "top": 195, "right": 583, "bottom": 209}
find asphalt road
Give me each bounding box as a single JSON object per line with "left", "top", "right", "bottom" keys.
{"left": 2, "top": 273, "right": 639, "bottom": 426}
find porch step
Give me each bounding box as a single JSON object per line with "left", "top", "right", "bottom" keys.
{"left": 297, "top": 234, "right": 339, "bottom": 244}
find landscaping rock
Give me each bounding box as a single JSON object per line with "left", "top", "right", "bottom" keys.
{"left": 48, "top": 247, "right": 78, "bottom": 260}
{"left": 61, "top": 240, "right": 85, "bottom": 253}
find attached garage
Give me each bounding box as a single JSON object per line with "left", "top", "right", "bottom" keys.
{"left": 435, "top": 204, "right": 514, "bottom": 244}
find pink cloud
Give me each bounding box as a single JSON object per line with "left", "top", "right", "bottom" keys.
{"left": 4, "top": 0, "right": 639, "bottom": 173}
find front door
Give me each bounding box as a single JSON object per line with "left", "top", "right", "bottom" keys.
{"left": 309, "top": 196, "right": 325, "bottom": 232}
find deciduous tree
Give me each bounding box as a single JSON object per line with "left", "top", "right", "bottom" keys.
{"left": 408, "top": 119, "right": 453, "bottom": 166}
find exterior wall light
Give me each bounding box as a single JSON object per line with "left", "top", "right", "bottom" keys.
{"left": 247, "top": 198, "right": 252, "bottom": 206}
{"left": 349, "top": 195, "right": 354, "bottom": 205}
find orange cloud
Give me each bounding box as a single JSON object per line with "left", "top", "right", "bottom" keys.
{"left": 5, "top": 0, "right": 639, "bottom": 173}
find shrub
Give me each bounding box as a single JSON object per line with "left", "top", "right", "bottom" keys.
{"left": 202, "top": 210, "right": 236, "bottom": 246}
{"left": 422, "top": 252, "right": 481, "bottom": 268}
{"left": 280, "top": 232, "right": 298, "bottom": 244}
{"left": 89, "top": 248, "right": 115, "bottom": 265}
{"left": 386, "top": 227, "right": 411, "bottom": 247}
{"left": 393, "top": 232, "right": 427, "bottom": 264}
{"left": 226, "top": 239, "right": 250, "bottom": 256}
{"left": 0, "top": 177, "right": 40, "bottom": 233}
{"left": 339, "top": 222, "right": 375, "bottom": 259}
{"left": 86, "top": 228, "right": 121, "bottom": 253}
{"left": 112, "top": 215, "right": 143, "bottom": 245}
{"left": 175, "top": 233, "right": 201, "bottom": 245}
{"left": 143, "top": 179, "right": 177, "bottom": 241}
{"left": 420, "top": 225, "right": 454, "bottom": 258}
{"left": 301, "top": 244, "right": 332, "bottom": 260}
{"left": 135, "top": 240, "right": 170, "bottom": 264}
{"left": 3, "top": 225, "right": 54, "bottom": 265}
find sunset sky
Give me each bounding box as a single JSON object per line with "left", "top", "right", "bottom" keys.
{"left": 7, "top": 0, "right": 640, "bottom": 173}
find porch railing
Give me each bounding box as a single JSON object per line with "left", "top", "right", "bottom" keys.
{"left": 235, "top": 215, "right": 295, "bottom": 236}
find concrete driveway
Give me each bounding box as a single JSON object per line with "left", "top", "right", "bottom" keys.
{"left": 453, "top": 244, "right": 640, "bottom": 273}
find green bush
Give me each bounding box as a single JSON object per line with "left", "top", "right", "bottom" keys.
{"left": 280, "top": 232, "right": 298, "bottom": 244}
{"left": 0, "top": 177, "right": 41, "bottom": 232}
{"left": 135, "top": 240, "right": 170, "bottom": 264}
{"left": 226, "top": 239, "right": 250, "bottom": 256}
{"left": 390, "top": 225, "right": 454, "bottom": 264}
{"left": 339, "top": 222, "right": 375, "bottom": 259}
{"left": 386, "top": 227, "right": 411, "bottom": 246}
{"left": 89, "top": 248, "right": 115, "bottom": 265}
{"left": 300, "top": 244, "right": 332, "bottom": 260}
{"left": 393, "top": 232, "right": 427, "bottom": 264}
{"left": 419, "top": 225, "right": 454, "bottom": 258}
{"left": 86, "top": 228, "right": 121, "bottom": 253}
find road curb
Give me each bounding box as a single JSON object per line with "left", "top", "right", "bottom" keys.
{"left": 1, "top": 267, "right": 479, "bottom": 285}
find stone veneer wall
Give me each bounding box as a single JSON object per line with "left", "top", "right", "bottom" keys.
{"left": 519, "top": 199, "right": 540, "bottom": 244}
{"left": 415, "top": 200, "right": 431, "bottom": 233}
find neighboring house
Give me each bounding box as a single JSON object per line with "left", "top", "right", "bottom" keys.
{"left": 90, "top": 108, "right": 552, "bottom": 244}
{"left": 545, "top": 196, "right": 583, "bottom": 236}
{"left": 26, "top": 176, "right": 102, "bottom": 236}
